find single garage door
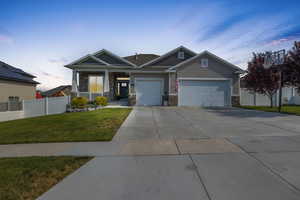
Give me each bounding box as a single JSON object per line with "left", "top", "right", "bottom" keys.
{"left": 179, "top": 80, "right": 231, "bottom": 107}
{"left": 135, "top": 79, "right": 163, "bottom": 106}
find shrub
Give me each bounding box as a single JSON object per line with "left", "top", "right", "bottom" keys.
{"left": 95, "top": 96, "right": 108, "bottom": 106}
{"left": 71, "top": 97, "right": 88, "bottom": 109}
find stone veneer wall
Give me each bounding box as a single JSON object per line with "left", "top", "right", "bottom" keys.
{"left": 108, "top": 72, "right": 116, "bottom": 100}
{"left": 168, "top": 95, "right": 178, "bottom": 106}
{"left": 128, "top": 95, "right": 136, "bottom": 106}
{"left": 231, "top": 96, "right": 240, "bottom": 106}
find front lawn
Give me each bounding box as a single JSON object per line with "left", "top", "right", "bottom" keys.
{"left": 238, "top": 105, "right": 300, "bottom": 115}
{"left": 0, "top": 108, "right": 131, "bottom": 144}
{"left": 0, "top": 156, "right": 91, "bottom": 200}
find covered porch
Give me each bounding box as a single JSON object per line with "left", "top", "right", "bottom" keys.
{"left": 71, "top": 70, "right": 130, "bottom": 102}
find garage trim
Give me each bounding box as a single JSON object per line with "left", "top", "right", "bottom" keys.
{"left": 178, "top": 77, "right": 232, "bottom": 106}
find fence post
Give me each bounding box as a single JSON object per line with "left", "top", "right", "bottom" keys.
{"left": 254, "top": 93, "right": 256, "bottom": 106}
{"left": 45, "top": 97, "right": 49, "bottom": 115}
{"left": 22, "top": 100, "right": 24, "bottom": 111}
{"left": 7, "top": 101, "right": 10, "bottom": 111}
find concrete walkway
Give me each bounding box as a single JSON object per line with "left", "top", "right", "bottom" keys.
{"left": 1, "top": 107, "right": 300, "bottom": 200}
{"left": 0, "top": 138, "right": 243, "bottom": 157}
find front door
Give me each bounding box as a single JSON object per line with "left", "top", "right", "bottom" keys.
{"left": 119, "top": 82, "right": 129, "bottom": 98}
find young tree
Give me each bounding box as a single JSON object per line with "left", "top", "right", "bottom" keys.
{"left": 243, "top": 53, "right": 280, "bottom": 107}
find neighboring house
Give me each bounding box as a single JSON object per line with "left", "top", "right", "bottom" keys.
{"left": 0, "top": 61, "right": 39, "bottom": 102}
{"left": 65, "top": 46, "right": 244, "bottom": 106}
{"left": 41, "top": 85, "right": 72, "bottom": 98}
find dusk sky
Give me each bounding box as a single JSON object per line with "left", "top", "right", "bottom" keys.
{"left": 1, "top": 0, "right": 300, "bottom": 90}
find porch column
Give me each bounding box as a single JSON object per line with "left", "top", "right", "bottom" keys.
{"left": 104, "top": 70, "right": 110, "bottom": 94}
{"left": 71, "top": 70, "right": 78, "bottom": 96}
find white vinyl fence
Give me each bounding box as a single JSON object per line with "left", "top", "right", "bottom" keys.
{"left": 241, "top": 87, "right": 300, "bottom": 106}
{"left": 23, "top": 96, "right": 70, "bottom": 118}
{"left": 240, "top": 89, "right": 273, "bottom": 106}
{"left": 0, "top": 96, "right": 70, "bottom": 122}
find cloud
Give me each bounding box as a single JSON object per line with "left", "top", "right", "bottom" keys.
{"left": 0, "top": 34, "right": 13, "bottom": 43}
{"left": 0, "top": 27, "right": 14, "bottom": 44}
{"left": 48, "top": 57, "right": 68, "bottom": 64}
{"left": 166, "top": 2, "right": 300, "bottom": 68}
{"left": 265, "top": 34, "right": 300, "bottom": 47}
{"left": 36, "top": 71, "right": 69, "bottom": 91}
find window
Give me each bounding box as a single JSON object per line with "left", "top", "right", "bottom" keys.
{"left": 8, "top": 96, "right": 19, "bottom": 102}
{"left": 121, "top": 82, "right": 127, "bottom": 87}
{"left": 178, "top": 51, "right": 185, "bottom": 59}
{"left": 201, "top": 58, "right": 208, "bottom": 68}
{"left": 89, "top": 76, "right": 103, "bottom": 93}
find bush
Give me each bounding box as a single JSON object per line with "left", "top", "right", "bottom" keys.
{"left": 95, "top": 96, "right": 108, "bottom": 106}
{"left": 71, "top": 97, "right": 88, "bottom": 109}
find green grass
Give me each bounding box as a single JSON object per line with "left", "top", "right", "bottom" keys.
{"left": 238, "top": 105, "right": 300, "bottom": 115}
{"left": 0, "top": 156, "right": 91, "bottom": 200}
{"left": 0, "top": 108, "right": 132, "bottom": 144}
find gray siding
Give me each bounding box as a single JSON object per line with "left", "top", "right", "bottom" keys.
{"left": 148, "top": 48, "right": 195, "bottom": 66}
{"left": 177, "top": 54, "right": 240, "bottom": 95}
{"left": 95, "top": 52, "right": 129, "bottom": 65}
{"left": 79, "top": 57, "right": 102, "bottom": 64}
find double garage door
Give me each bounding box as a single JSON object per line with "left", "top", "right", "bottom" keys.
{"left": 179, "top": 80, "right": 231, "bottom": 107}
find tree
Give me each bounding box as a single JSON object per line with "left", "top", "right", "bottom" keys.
{"left": 243, "top": 53, "right": 280, "bottom": 107}
{"left": 286, "top": 41, "right": 300, "bottom": 90}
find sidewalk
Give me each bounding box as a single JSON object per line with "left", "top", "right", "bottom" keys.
{"left": 0, "top": 138, "right": 242, "bottom": 157}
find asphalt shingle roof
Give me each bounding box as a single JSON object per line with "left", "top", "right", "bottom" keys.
{"left": 0, "top": 61, "right": 39, "bottom": 84}
{"left": 41, "top": 85, "right": 71, "bottom": 97}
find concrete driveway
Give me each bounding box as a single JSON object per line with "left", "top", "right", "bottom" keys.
{"left": 23, "top": 107, "right": 300, "bottom": 200}
{"left": 114, "top": 107, "right": 300, "bottom": 140}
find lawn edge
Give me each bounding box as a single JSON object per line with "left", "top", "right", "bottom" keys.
{"left": 235, "top": 105, "right": 300, "bottom": 116}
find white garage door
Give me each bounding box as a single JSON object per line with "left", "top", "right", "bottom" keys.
{"left": 135, "top": 79, "right": 163, "bottom": 106}
{"left": 179, "top": 80, "right": 231, "bottom": 107}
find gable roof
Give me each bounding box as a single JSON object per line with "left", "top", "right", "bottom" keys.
{"left": 66, "top": 54, "right": 109, "bottom": 66}
{"left": 139, "top": 46, "right": 197, "bottom": 68}
{"left": 123, "top": 54, "right": 160, "bottom": 66}
{"left": 167, "top": 50, "right": 244, "bottom": 73}
{"left": 41, "top": 85, "right": 71, "bottom": 97}
{"left": 66, "top": 49, "right": 138, "bottom": 68}
{"left": 93, "top": 49, "right": 137, "bottom": 67}
{"left": 0, "top": 61, "right": 39, "bottom": 84}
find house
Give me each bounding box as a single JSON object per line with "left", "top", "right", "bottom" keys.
{"left": 0, "top": 61, "right": 39, "bottom": 102}
{"left": 65, "top": 46, "right": 244, "bottom": 106}
{"left": 41, "top": 85, "right": 71, "bottom": 98}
